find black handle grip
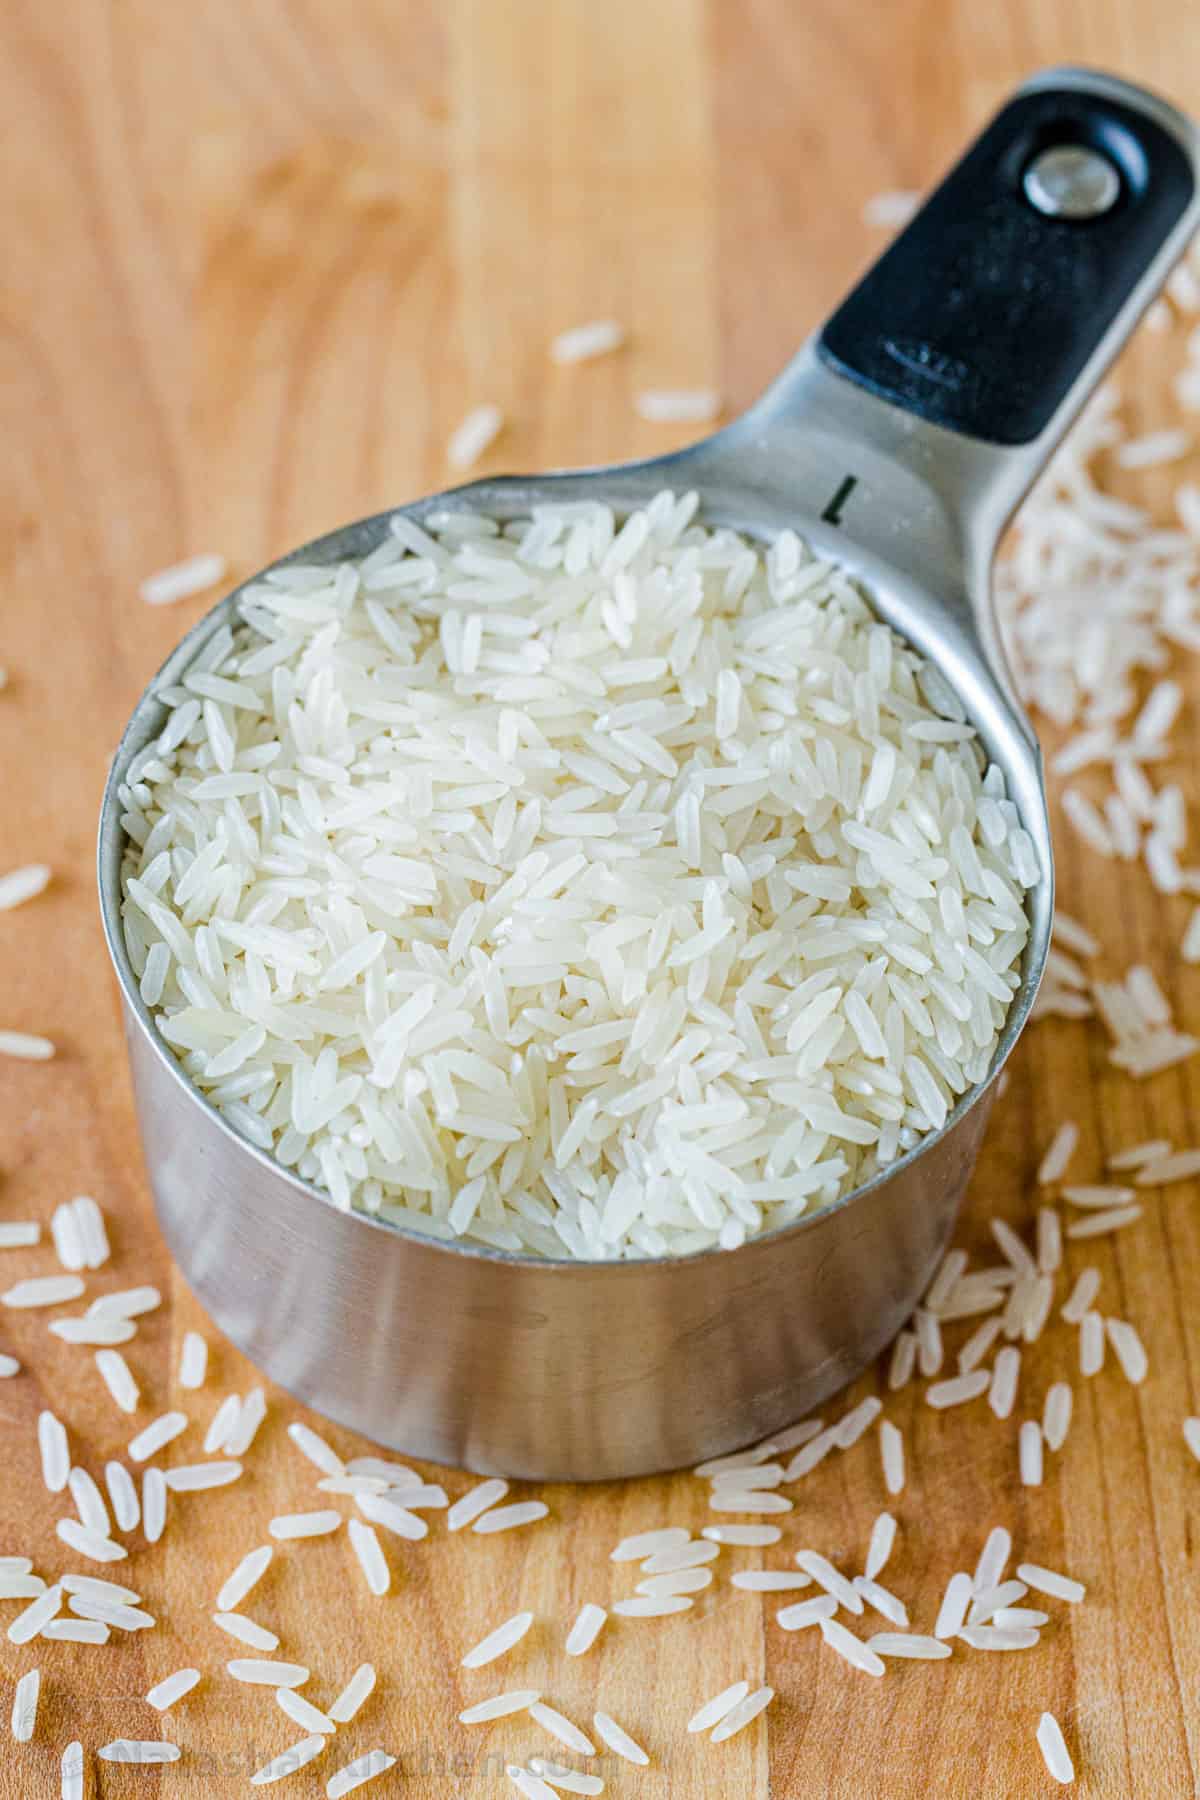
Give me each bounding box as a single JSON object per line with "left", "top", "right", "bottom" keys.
{"left": 818, "top": 76, "right": 1196, "bottom": 446}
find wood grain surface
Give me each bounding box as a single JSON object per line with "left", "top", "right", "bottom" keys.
{"left": 3, "top": 2, "right": 1200, "bottom": 1794}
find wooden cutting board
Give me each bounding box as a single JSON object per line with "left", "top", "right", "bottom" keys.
{"left": 3, "top": 1, "right": 1200, "bottom": 1793}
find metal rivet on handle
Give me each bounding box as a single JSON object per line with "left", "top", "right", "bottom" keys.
{"left": 1022, "top": 144, "right": 1121, "bottom": 220}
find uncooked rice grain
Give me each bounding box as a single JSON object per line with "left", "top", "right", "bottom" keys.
{"left": 593, "top": 1710, "right": 649, "bottom": 1764}
{"left": 0, "top": 863, "right": 51, "bottom": 910}
{"left": 472, "top": 1500, "right": 549, "bottom": 1534}
{"left": 11, "top": 1667, "right": 40, "bottom": 1741}
{"left": 550, "top": 320, "right": 626, "bottom": 364}
{"left": 1017, "top": 1562, "right": 1086, "bottom": 1603}
{"left": 348, "top": 1519, "right": 390, "bottom": 1595}
{"left": 212, "top": 1611, "right": 279, "bottom": 1651}
{"left": 868, "top": 1632, "right": 951, "bottom": 1659}
{"left": 146, "top": 1668, "right": 201, "bottom": 1711}
{"left": 1037, "top": 1121, "right": 1079, "bottom": 1185}
{"left": 528, "top": 1701, "right": 596, "bottom": 1757}
{"left": 326, "top": 1752, "right": 398, "bottom": 1797}
{"left": 179, "top": 1331, "right": 208, "bottom": 1389}
{"left": 461, "top": 1611, "right": 534, "bottom": 1669}
{"left": 819, "top": 1617, "right": 885, "bottom": 1676}
{"left": 1037, "top": 1712, "right": 1076, "bottom": 1785}
{"left": 447, "top": 407, "right": 503, "bottom": 469}
{"left": 250, "top": 1735, "right": 326, "bottom": 1785}
{"left": 775, "top": 1595, "right": 839, "bottom": 1630}
{"left": 460, "top": 1690, "right": 543, "bottom": 1724}
{"left": 565, "top": 1603, "right": 607, "bottom": 1655}
{"left": 703, "top": 1524, "right": 782, "bottom": 1547}
{"left": 142, "top": 1467, "right": 167, "bottom": 1543}
{"left": 277, "top": 1688, "right": 338, "bottom": 1735}
{"left": 140, "top": 553, "right": 227, "bottom": 606}
{"left": 228, "top": 1659, "right": 310, "bottom": 1687}
{"left": 0, "top": 1031, "right": 55, "bottom": 1060}
{"left": 1043, "top": 1383, "right": 1073, "bottom": 1452}
{"left": 128, "top": 1411, "right": 188, "bottom": 1462}
{"left": 7, "top": 1276, "right": 83, "bottom": 1310}
{"left": 217, "top": 1545, "right": 272, "bottom": 1612}
{"left": 329, "top": 1662, "right": 376, "bottom": 1723}
{"left": 269, "top": 1510, "right": 341, "bottom": 1539}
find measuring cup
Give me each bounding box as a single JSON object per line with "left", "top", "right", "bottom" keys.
{"left": 98, "top": 68, "right": 1200, "bottom": 1479}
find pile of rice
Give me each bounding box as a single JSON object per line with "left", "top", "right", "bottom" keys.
{"left": 117, "top": 492, "right": 1036, "bottom": 1258}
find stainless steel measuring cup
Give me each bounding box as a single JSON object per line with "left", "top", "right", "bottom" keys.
{"left": 98, "top": 68, "right": 1200, "bottom": 1479}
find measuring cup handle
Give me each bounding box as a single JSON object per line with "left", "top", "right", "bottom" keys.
{"left": 814, "top": 67, "right": 1200, "bottom": 537}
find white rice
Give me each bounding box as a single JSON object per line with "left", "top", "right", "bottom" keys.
{"left": 612, "top": 1594, "right": 692, "bottom": 1617}
{"left": 775, "top": 1595, "right": 840, "bottom": 1630}
{"left": 277, "top": 1688, "right": 337, "bottom": 1734}
{"left": 550, "top": 320, "right": 626, "bottom": 365}
{"left": 731, "top": 1570, "right": 812, "bottom": 1591}
{"left": 166, "top": 1460, "right": 241, "bottom": 1491}
{"left": 460, "top": 1689, "right": 542, "bottom": 1723}
{"left": 1062, "top": 1267, "right": 1101, "bottom": 1324}
{"left": 0, "top": 1222, "right": 39, "bottom": 1247}
{"left": 1037, "top": 1121, "right": 1078, "bottom": 1185}
{"left": 528, "top": 1757, "right": 605, "bottom": 1794}
{"left": 1017, "top": 1563, "right": 1086, "bottom": 1603}
{"left": 38, "top": 1410, "right": 70, "bottom": 1492}
{"left": 0, "top": 863, "right": 51, "bottom": 910}
{"left": 61, "top": 1742, "right": 84, "bottom": 1800}
{"left": 140, "top": 553, "right": 228, "bottom": 607}
{"left": 129, "top": 1411, "right": 188, "bottom": 1462}
{"left": 269, "top": 1510, "right": 342, "bottom": 1539}
{"left": 1185, "top": 1417, "right": 1200, "bottom": 1463}
{"left": 1066, "top": 1205, "right": 1142, "bottom": 1238}
{"left": 68, "top": 1467, "right": 111, "bottom": 1536}
{"left": 98, "top": 1739, "right": 181, "bottom": 1763}
{"left": 287, "top": 1421, "right": 344, "bottom": 1476}
{"left": 472, "top": 1500, "right": 550, "bottom": 1534}
{"left": 217, "top": 1545, "right": 273, "bottom": 1612}
{"left": 0, "top": 1353, "right": 19, "bottom": 1376}
{"left": 958, "top": 1625, "right": 1040, "bottom": 1651}
{"left": 212, "top": 1611, "right": 279, "bottom": 1651}
{"left": 865, "top": 1511, "right": 897, "bottom": 1581}
{"left": 1106, "top": 1318, "right": 1148, "bottom": 1383}
{"left": 328, "top": 1662, "right": 376, "bottom": 1723}
{"left": 11, "top": 1667, "right": 40, "bottom": 1741}
{"left": 926, "top": 1370, "right": 989, "bottom": 1410}
{"left": 988, "top": 1347, "right": 1020, "bottom": 1419}
{"left": 461, "top": 1610, "right": 534, "bottom": 1669}
{"left": 447, "top": 405, "right": 504, "bottom": 469}
{"left": 819, "top": 1617, "right": 885, "bottom": 1677}
{"left": 228, "top": 1658, "right": 310, "bottom": 1688}
{"left": 1037, "top": 1712, "right": 1075, "bottom": 1785}
{"left": 934, "top": 1571, "right": 973, "bottom": 1639}
{"left": 1115, "top": 428, "right": 1193, "bottom": 468}
{"left": 593, "top": 1710, "right": 649, "bottom": 1764}
{"left": 0, "top": 1030, "right": 55, "bottom": 1060}
{"left": 348, "top": 1519, "right": 390, "bottom": 1595}
{"left": 9, "top": 1585, "right": 62, "bottom": 1643}
{"left": 1043, "top": 1383, "right": 1073, "bottom": 1452}
{"left": 1019, "top": 1421, "right": 1044, "bottom": 1487}
{"left": 146, "top": 1668, "right": 201, "bottom": 1711}
{"left": 703, "top": 1524, "right": 782, "bottom": 1547}
{"left": 565, "top": 1603, "right": 607, "bottom": 1656}
{"left": 853, "top": 1576, "right": 908, "bottom": 1627}
{"left": 326, "top": 1752, "right": 398, "bottom": 1797}
{"left": 121, "top": 495, "right": 1034, "bottom": 1262}
{"left": 6, "top": 1276, "right": 84, "bottom": 1309}
{"left": 142, "top": 1467, "right": 167, "bottom": 1543}
{"left": 528, "top": 1701, "right": 596, "bottom": 1756}
{"left": 179, "top": 1331, "right": 209, "bottom": 1389}
{"left": 868, "top": 1632, "right": 951, "bottom": 1659}
{"left": 250, "top": 1735, "right": 326, "bottom": 1785}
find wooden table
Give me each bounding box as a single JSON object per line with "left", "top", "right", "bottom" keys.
{"left": 3, "top": 2, "right": 1200, "bottom": 1793}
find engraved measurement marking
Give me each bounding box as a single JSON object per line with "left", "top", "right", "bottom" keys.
{"left": 821, "top": 475, "right": 858, "bottom": 527}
